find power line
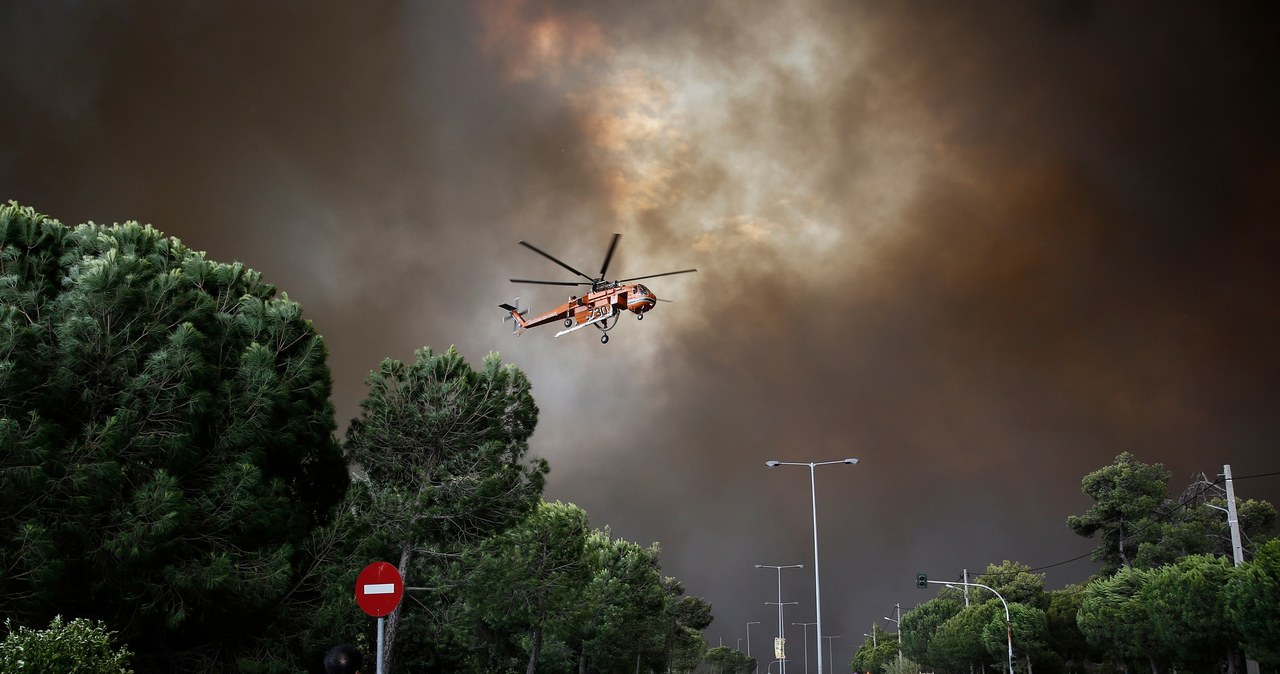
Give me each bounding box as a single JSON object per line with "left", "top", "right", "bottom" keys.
{"left": 965, "top": 469, "right": 1279, "bottom": 581}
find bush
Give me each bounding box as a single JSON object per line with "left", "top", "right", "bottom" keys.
{"left": 0, "top": 615, "right": 133, "bottom": 673}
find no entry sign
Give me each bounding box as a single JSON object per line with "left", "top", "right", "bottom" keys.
{"left": 355, "top": 561, "right": 404, "bottom": 617}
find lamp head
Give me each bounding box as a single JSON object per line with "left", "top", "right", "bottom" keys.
{"left": 843, "top": 458, "right": 860, "bottom": 464}
{"left": 765, "top": 460, "right": 781, "bottom": 467}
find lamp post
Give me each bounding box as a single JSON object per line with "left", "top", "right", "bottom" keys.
{"left": 792, "top": 622, "right": 817, "bottom": 674}
{"left": 882, "top": 604, "right": 902, "bottom": 663}
{"left": 748, "top": 621, "right": 762, "bottom": 674}
{"left": 762, "top": 603, "right": 793, "bottom": 670}
{"left": 943, "top": 581, "right": 1012, "bottom": 674}
{"left": 757, "top": 564, "right": 804, "bottom": 674}
{"left": 764, "top": 458, "right": 860, "bottom": 674}
{"left": 822, "top": 635, "right": 841, "bottom": 670}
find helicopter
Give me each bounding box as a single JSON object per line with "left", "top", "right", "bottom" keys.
{"left": 499, "top": 233, "right": 696, "bottom": 344}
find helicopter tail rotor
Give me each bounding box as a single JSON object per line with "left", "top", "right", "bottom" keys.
{"left": 499, "top": 297, "right": 528, "bottom": 334}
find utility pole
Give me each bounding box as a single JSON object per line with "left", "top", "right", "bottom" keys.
{"left": 1224, "top": 465, "right": 1260, "bottom": 674}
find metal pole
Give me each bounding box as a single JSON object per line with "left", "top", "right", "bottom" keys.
{"left": 376, "top": 616, "right": 385, "bottom": 674}
{"left": 749, "top": 621, "right": 761, "bottom": 674}
{"left": 765, "top": 459, "right": 858, "bottom": 674}
{"left": 809, "top": 464, "right": 824, "bottom": 674}
{"left": 757, "top": 565, "right": 802, "bottom": 674}
{"left": 794, "top": 622, "right": 816, "bottom": 674}
{"left": 895, "top": 604, "right": 902, "bottom": 664}
{"left": 823, "top": 635, "right": 841, "bottom": 671}
{"left": 1224, "top": 465, "right": 1261, "bottom": 674}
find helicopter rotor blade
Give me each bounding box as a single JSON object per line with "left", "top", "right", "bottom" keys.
{"left": 509, "top": 278, "right": 592, "bottom": 287}
{"left": 518, "top": 240, "right": 594, "bottom": 282}
{"left": 616, "top": 268, "right": 698, "bottom": 283}
{"left": 598, "top": 233, "right": 621, "bottom": 279}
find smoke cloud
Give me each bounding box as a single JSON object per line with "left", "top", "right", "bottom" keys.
{"left": 4, "top": 0, "right": 1278, "bottom": 658}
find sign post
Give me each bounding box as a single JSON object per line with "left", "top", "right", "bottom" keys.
{"left": 355, "top": 562, "right": 404, "bottom": 674}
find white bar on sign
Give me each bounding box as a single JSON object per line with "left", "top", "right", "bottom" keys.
{"left": 364, "top": 583, "right": 395, "bottom": 595}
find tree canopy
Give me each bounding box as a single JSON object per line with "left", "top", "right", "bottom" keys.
{"left": 0, "top": 203, "right": 348, "bottom": 670}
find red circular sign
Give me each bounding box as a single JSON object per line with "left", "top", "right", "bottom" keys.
{"left": 355, "top": 561, "right": 404, "bottom": 617}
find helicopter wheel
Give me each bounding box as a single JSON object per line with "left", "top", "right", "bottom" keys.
{"left": 600, "top": 334, "right": 609, "bottom": 344}
{"left": 564, "top": 318, "right": 573, "bottom": 328}
{"left": 636, "top": 313, "right": 644, "bottom": 321}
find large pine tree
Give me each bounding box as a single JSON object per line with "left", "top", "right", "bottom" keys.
{"left": 0, "top": 203, "right": 348, "bottom": 670}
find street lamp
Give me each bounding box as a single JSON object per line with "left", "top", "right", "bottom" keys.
{"left": 764, "top": 458, "right": 859, "bottom": 674}
{"left": 757, "top": 563, "right": 803, "bottom": 674}
{"left": 792, "top": 622, "right": 817, "bottom": 674}
{"left": 883, "top": 603, "right": 902, "bottom": 663}
{"left": 822, "top": 635, "right": 841, "bottom": 670}
{"left": 748, "top": 621, "right": 762, "bottom": 674}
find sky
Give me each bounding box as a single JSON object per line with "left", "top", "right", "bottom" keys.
{"left": 3, "top": 0, "right": 1279, "bottom": 667}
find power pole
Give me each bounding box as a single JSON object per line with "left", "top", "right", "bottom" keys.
{"left": 1224, "top": 465, "right": 1260, "bottom": 674}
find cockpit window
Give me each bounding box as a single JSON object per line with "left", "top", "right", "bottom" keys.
{"left": 636, "top": 285, "right": 650, "bottom": 294}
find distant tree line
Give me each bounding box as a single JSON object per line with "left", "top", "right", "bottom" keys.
{"left": 0, "top": 202, "right": 713, "bottom": 673}
{"left": 851, "top": 452, "right": 1278, "bottom": 674}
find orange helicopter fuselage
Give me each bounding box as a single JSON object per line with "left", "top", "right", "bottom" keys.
{"left": 510, "top": 283, "right": 656, "bottom": 332}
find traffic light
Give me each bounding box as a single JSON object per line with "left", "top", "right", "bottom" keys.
{"left": 915, "top": 573, "right": 928, "bottom": 588}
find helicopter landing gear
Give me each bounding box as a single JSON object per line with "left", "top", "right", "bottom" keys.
{"left": 636, "top": 313, "right": 643, "bottom": 320}
{"left": 564, "top": 318, "right": 573, "bottom": 328}
{"left": 600, "top": 334, "right": 609, "bottom": 344}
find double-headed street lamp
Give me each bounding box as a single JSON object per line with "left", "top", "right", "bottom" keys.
{"left": 757, "top": 563, "right": 803, "bottom": 674}
{"left": 792, "top": 622, "right": 817, "bottom": 674}
{"left": 822, "top": 635, "right": 841, "bottom": 669}
{"left": 764, "top": 458, "right": 860, "bottom": 674}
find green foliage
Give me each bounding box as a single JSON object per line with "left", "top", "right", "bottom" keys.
{"left": 1134, "top": 485, "right": 1276, "bottom": 569}
{"left": 1224, "top": 538, "right": 1280, "bottom": 667}
{"left": 898, "top": 596, "right": 960, "bottom": 664}
{"left": 1043, "top": 584, "right": 1096, "bottom": 671}
{"left": 1077, "top": 565, "right": 1168, "bottom": 670}
{"left": 464, "top": 500, "right": 592, "bottom": 673}
{"left": 0, "top": 615, "right": 133, "bottom": 674}
{"left": 1067, "top": 453, "right": 1171, "bottom": 574}
{"left": 975, "top": 561, "right": 1047, "bottom": 609}
{"left": 930, "top": 602, "right": 998, "bottom": 673}
{"left": 340, "top": 345, "right": 549, "bottom": 673}
{"left": 981, "top": 602, "right": 1046, "bottom": 673}
{"left": 704, "top": 645, "right": 754, "bottom": 674}
{"left": 851, "top": 625, "right": 899, "bottom": 674}
{"left": 343, "top": 346, "right": 548, "bottom": 550}
{"left": 1139, "top": 554, "right": 1236, "bottom": 668}
{"left": 881, "top": 656, "right": 922, "bottom": 674}
{"left": 0, "top": 203, "right": 347, "bottom": 671}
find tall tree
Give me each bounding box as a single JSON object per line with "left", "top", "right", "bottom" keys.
{"left": 0, "top": 204, "right": 348, "bottom": 671}
{"left": 1224, "top": 538, "right": 1280, "bottom": 667}
{"left": 981, "top": 602, "right": 1047, "bottom": 674}
{"left": 342, "top": 345, "right": 548, "bottom": 674}
{"left": 1043, "top": 584, "right": 1096, "bottom": 674}
{"left": 1133, "top": 474, "right": 1276, "bottom": 568}
{"left": 928, "top": 602, "right": 997, "bottom": 674}
{"left": 1067, "top": 453, "right": 1171, "bottom": 574}
{"left": 976, "top": 560, "right": 1048, "bottom": 609}
{"left": 1140, "top": 554, "right": 1238, "bottom": 673}
{"left": 465, "top": 500, "right": 591, "bottom": 674}
{"left": 899, "top": 596, "right": 961, "bottom": 665}
{"left": 1077, "top": 565, "right": 1169, "bottom": 674}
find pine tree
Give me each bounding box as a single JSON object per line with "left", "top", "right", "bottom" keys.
{"left": 0, "top": 203, "right": 348, "bottom": 671}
